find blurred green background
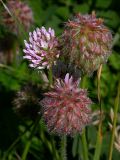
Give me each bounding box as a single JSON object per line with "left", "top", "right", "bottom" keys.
{"left": 0, "top": 0, "right": 120, "bottom": 159}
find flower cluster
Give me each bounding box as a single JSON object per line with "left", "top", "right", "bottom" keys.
{"left": 2, "top": 0, "right": 33, "bottom": 34}
{"left": 61, "top": 12, "right": 112, "bottom": 75}
{"left": 40, "top": 73, "right": 92, "bottom": 135}
{"left": 22, "top": 12, "right": 113, "bottom": 136}
{"left": 23, "top": 27, "right": 60, "bottom": 69}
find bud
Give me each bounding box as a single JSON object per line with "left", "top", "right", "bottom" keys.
{"left": 61, "top": 12, "right": 112, "bottom": 75}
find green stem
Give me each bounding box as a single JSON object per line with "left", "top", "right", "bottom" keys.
{"left": 93, "top": 119, "right": 102, "bottom": 160}
{"left": 80, "top": 75, "right": 89, "bottom": 160}
{"left": 48, "top": 68, "right": 53, "bottom": 86}
{"left": 2, "top": 123, "right": 33, "bottom": 160}
{"left": 40, "top": 129, "right": 53, "bottom": 153}
{"left": 72, "top": 134, "right": 79, "bottom": 157}
{"left": 60, "top": 135, "right": 67, "bottom": 160}
{"left": 0, "top": 63, "right": 14, "bottom": 71}
{"left": 21, "top": 141, "right": 31, "bottom": 160}
{"left": 48, "top": 68, "right": 60, "bottom": 159}
{"left": 93, "top": 64, "right": 103, "bottom": 160}
{"left": 81, "top": 129, "right": 89, "bottom": 160}
{"left": 21, "top": 116, "right": 41, "bottom": 160}
{"left": 108, "top": 82, "right": 120, "bottom": 160}
{"left": 40, "top": 130, "right": 60, "bottom": 160}
{"left": 51, "top": 137, "right": 60, "bottom": 160}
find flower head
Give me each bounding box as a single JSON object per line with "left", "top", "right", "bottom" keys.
{"left": 13, "top": 83, "right": 42, "bottom": 120}
{"left": 62, "top": 12, "right": 112, "bottom": 75}
{"left": 23, "top": 27, "right": 60, "bottom": 69}
{"left": 2, "top": 0, "right": 33, "bottom": 34}
{"left": 40, "top": 73, "right": 92, "bottom": 136}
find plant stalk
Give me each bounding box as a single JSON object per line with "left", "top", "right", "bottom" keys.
{"left": 48, "top": 67, "right": 53, "bottom": 86}
{"left": 21, "top": 116, "right": 41, "bottom": 160}
{"left": 81, "top": 129, "right": 89, "bottom": 160}
{"left": 60, "top": 135, "right": 67, "bottom": 160}
{"left": 108, "top": 81, "right": 120, "bottom": 160}
{"left": 2, "top": 123, "right": 33, "bottom": 160}
{"left": 80, "top": 75, "right": 89, "bottom": 160}
{"left": 93, "top": 64, "right": 103, "bottom": 160}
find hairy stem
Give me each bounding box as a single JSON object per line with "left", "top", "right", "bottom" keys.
{"left": 80, "top": 75, "right": 89, "bottom": 160}
{"left": 48, "top": 67, "right": 53, "bottom": 86}
{"left": 48, "top": 68, "right": 60, "bottom": 160}
{"left": 93, "top": 118, "right": 102, "bottom": 160}
{"left": 108, "top": 81, "right": 120, "bottom": 160}
{"left": 93, "top": 64, "right": 103, "bottom": 160}
{"left": 60, "top": 135, "right": 67, "bottom": 160}
{"left": 81, "top": 129, "right": 89, "bottom": 160}
{"left": 51, "top": 137, "right": 60, "bottom": 160}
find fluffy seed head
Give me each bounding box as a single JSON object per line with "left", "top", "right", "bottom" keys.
{"left": 13, "top": 84, "right": 42, "bottom": 119}
{"left": 2, "top": 0, "right": 33, "bottom": 34}
{"left": 23, "top": 27, "right": 60, "bottom": 69}
{"left": 40, "top": 73, "right": 92, "bottom": 136}
{"left": 62, "top": 12, "right": 112, "bottom": 75}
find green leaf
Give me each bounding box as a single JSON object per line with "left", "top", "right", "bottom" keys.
{"left": 72, "top": 134, "right": 79, "bottom": 157}
{"left": 96, "top": 0, "right": 112, "bottom": 9}
{"left": 45, "top": 15, "right": 62, "bottom": 34}
{"left": 56, "top": 7, "right": 69, "bottom": 19}
{"left": 98, "top": 11, "right": 120, "bottom": 28}
{"left": 0, "top": 69, "right": 20, "bottom": 91}
{"left": 109, "top": 52, "right": 120, "bottom": 70}
{"left": 73, "top": 3, "right": 89, "bottom": 13}
{"left": 88, "top": 126, "right": 97, "bottom": 148}
{"left": 28, "top": 0, "right": 44, "bottom": 26}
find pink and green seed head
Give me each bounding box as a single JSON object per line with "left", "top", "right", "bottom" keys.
{"left": 2, "top": 0, "right": 33, "bottom": 34}
{"left": 62, "top": 12, "right": 112, "bottom": 75}
{"left": 40, "top": 73, "right": 92, "bottom": 136}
